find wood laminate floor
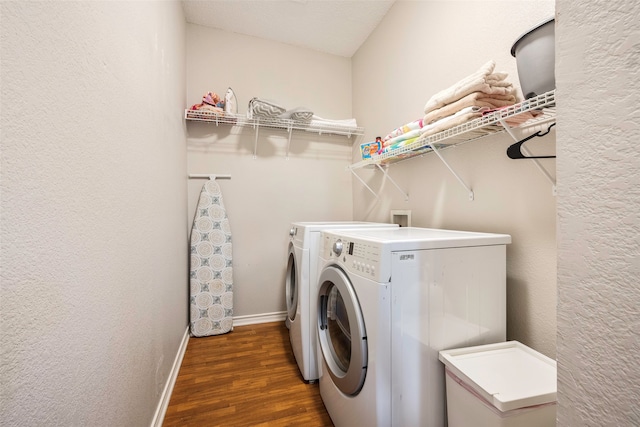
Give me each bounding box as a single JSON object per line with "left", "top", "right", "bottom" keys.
{"left": 163, "top": 322, "right": 334, "bottom": 426}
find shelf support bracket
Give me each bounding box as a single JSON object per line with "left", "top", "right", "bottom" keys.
{"left": 253, "top": 120, "right": 260, "bottom": 159}
{"left": 285, "top": 124, "right": 293, "bottom": 160}
{"left": 349, "top": 168, "right": 380, "bottom": 200}
{"left": 429, "top": 144, "right": 474, "bottom": 201}
{"left": 375, "top": 164, "right": 409, "bottom": 201}
{"left": 500, "top": 119, "right": 556, "bottom": 196}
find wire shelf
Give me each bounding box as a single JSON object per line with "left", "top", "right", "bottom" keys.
{"left": 351, "top": 90, "right": 556, "bottom": 169}
{"left": 185, "top": 110, "right": 364, "bottom": 138}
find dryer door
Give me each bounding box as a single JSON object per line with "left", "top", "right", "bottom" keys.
{"left": 285, "top": 245, "right": 298, "bottom": 321}
{"left": 317, "top": 265, "right": 367, "bottom": 396}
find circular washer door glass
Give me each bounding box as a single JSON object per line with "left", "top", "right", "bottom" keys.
{"left": 285, "top": 248, "right": 298, "bottom": 321}
{"left": 317, "top": 265, "right": 367, "bottom": 395}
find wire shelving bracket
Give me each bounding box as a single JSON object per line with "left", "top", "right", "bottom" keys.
{"left": 430, "top": 144, "right": 474, "bottom": 201}
{"left": 349, "top": 90, "right": 556, "bottom": 200}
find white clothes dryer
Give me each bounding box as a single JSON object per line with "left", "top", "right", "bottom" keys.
{"left": 286, "top": 222, "right": 397, "bottom": 383}
{"left": 316, "top": 227, "right": 511, "bottom": 427}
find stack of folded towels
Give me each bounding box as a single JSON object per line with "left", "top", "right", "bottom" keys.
{"left": 422, "top": 59, "right": 518, "bottom": 126}
{"left": 378, "top": 60, "right": 520, "bottom": 155}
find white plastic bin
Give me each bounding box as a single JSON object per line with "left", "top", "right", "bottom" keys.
{"left": 439, "top": 341, "right": 557, "bottom": 427}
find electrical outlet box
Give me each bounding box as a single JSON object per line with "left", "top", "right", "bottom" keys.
{"left": 390, "top": 210, "right": 411, "bottom": 227}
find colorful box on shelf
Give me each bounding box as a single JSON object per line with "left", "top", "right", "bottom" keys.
{"left": 360, "top": 138, "right": 382, "bottom": 159}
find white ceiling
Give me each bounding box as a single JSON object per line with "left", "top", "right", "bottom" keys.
{"left": 181, "top": 0, "right": 396, "bottom": 57}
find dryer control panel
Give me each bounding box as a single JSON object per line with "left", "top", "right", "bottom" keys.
{"left": 322, "top": 233, "right": 385, "bottom": 282}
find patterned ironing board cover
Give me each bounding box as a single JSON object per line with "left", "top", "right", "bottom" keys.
{"left": 190, "top": 179, "right": 233, "bottom": 337}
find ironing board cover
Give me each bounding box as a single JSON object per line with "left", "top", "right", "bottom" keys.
{"left": 190, "top": 179, "right": 233, "bottom": 337}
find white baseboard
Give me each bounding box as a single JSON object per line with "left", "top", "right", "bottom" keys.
{"left": 233, "top": 311, "right": 287, "bottom": 327}
{"left": 151, "top": 326, "right": 190, "bottom": 427}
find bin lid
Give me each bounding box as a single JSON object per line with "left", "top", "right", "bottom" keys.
{"left": 439, "top": 341, "right": 557, "bottom": 412}
{"left": 511, "top": 17, "right": 555, "bottom": 57}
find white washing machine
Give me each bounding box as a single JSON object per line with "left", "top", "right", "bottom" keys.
{"left": 286, "top": 222, "right": 397, "bottom": 383}
{"left": 316, "top": 227, "right": 511, "bottom": 427}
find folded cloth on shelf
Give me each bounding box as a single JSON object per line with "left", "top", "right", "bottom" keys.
{"left": 382, "top": 118, "right": 425, "bottom": 142}
{"left": 308, "top": 115, "right": 358, "bottom": 129}
{"left": 383, "top": 127, "right": 424, "bottom": 148}
{"left": 486, "top": 72, "right": 509, "bottom": 82}
{"left": 188, "top": 91, "right": 226, "bottom": 115}
{"left": 379, "top": 106, "right": 487, "bottom": 155}
{"left": 483, "top": 107, "right": 542, "bottom": 127}
{"left": 189, "top": 103, "right": 224, "bottom": 114}
{"left": 423, "top": 91, "right": 518, "bottom": 125}
{"left": 278, "top": 107, "right": 314, "bottom": 122}
{"left": 380, "top": 135, "right": 420, "bottom": 154}
{"left": 486, "top": 73, "right": 511, "bottom": 86}
{"left": 202, "top": 91, "right": 223, "bottom": 107}
{"left": 248, "top": 98, "right": 287, "bottom": 119}
{"left": 419, "top": 106, "right": 488, "bottom": 138}
{"left": 423, "top": 60, "right": 516, "bottom": 115}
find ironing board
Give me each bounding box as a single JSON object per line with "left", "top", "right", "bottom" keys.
{"left": 189, "top": 178, "right": 233, "bottom": 337}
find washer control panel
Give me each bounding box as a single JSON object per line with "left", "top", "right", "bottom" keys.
{"left": 323, "top": 234, "right": 383, "bottom": 281}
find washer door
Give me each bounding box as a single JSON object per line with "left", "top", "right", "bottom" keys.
{"left": 317, "top": 265, "right": 367, "bottom": 396}
{"left": 285, "top": 245, "right": 298, "bottom": 321}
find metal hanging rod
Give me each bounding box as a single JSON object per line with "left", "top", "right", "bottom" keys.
{"left": 188, "top": 174, "right": 232, "bottom": 180}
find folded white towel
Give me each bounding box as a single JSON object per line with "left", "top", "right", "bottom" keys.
{"left": 486, "top": 72, "right": 508, "bottom": 83}
{"left": 420, "top": 106, "right": 487, "bottom": 138}
{"left": 423, "top": 60, "right": 514, "bottom": 115}
{"left": 309, "top": 115, "right": 358, "bottom": 129}
{"left": 423, "top": 91, "right": 518, "bottom": 125}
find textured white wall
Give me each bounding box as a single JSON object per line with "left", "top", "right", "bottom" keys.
{"left": 352, "top": 1, "right": 557, "bottom": 357}
{"left": 556, "top": 1, "right": 640, "bottom": 425}
{"left": 0, "top": 2, "right": 187, "bottom": 425}
{"left": 185, "top": 25, "right": 355, "bottom": 317}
